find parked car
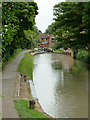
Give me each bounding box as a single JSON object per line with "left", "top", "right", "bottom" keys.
{"left": 38, "top": 48, "right": 42, "bottom": 50}
{"left": 47, "top": 48, "right": 53, "bottom": 52}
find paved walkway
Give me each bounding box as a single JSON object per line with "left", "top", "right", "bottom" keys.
{"left": 2, "top": 50, "right": 27, "bottom": 118}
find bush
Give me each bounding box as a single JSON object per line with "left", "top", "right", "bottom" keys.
{"left": 52, "top": 42, "right": 62, "bottom": 50}
{"left": 76, "top": 49, "right": 88, "bottom": 63}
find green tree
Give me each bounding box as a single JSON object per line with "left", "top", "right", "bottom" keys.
{"left": 2, "top": 2, "right": 38, "bottom": 63}
{"left": 24, "top": 26, "right": 39, "bottom": 49}
{"left": 45, "top": 22, "right": 56, "bottom": 34}
{"left": 52, "top": 2, "right": 89, "bottom": 60}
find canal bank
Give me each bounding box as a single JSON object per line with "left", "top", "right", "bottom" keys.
{"left": 15, "top": 51, "right": 53, "bottom": 119}
{"left": 14, "top": 72, "right": 53, "bottom": 119}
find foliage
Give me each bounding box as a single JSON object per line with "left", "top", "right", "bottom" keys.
{"left": 76, "top": 49, "right": 88, "bottom": 63}
{"left": 14, "top": 99, "right": 50, "bottom": 119}
{"left": 2, "top": 2, "right": 38, "bottom": 63}
{"left": 45, "top": 22, "right": 56, "bottom": 34}
{"left": 53, "top": 2, "right": 89, "bottom": 50}
{"left": 24, "top": 26, "right": 39, "bottom": 49}
{"left": 2, "top": 48, "right": 23, "bottom": 69}
{"left": 52, "top": 42, "right": 63, "bottom": 50}
{"left": 46, "top": 2, "right": 89, "bottom": 62}
{"left": 17, "top": 52, "right": 33, "bottom": 79}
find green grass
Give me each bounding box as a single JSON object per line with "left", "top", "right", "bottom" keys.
{"left": 35, "top": 50, "right": 43, "bottom": 53}
{"left": 55, "top": 49, "right": 65, "bottom": 53}
{"left": 3, "top": 48, "right": 23, "bottom": 69}
{"left": 14, "top": 99, "right": 50, "bottom": 119}
{"left": 17, "top": 52, "right": 33, "bottom": 79}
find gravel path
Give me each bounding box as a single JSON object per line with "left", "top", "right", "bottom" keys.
{"left": 2, "top": 50, "right": 27, "bottom": 118}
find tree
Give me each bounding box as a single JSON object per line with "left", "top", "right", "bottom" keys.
{"left": 45, "top": 22, "right": 56, "bottom": 34}
{"left": 24, "top": 26, "right": 39, "bottom": 49}
{"left": 2, "top": 2, "right": 38, "bottom": 62}
{"left": 52, "top": 2, "right": 89, "bottom": 60}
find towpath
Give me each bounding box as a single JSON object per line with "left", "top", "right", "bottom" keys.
{"left": 2, "top": 50, "right": 27, "bottom": 118}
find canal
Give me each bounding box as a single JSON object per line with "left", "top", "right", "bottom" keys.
{"left": 33, "top": 53, "right": 88, "bottom": 118}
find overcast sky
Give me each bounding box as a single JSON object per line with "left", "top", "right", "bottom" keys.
{"left": 34, "top": 0, "right": 65, "bottom": 33}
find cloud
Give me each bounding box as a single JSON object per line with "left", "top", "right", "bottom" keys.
{"left": 34, "top": 0, "right": 65, "bottom": 33}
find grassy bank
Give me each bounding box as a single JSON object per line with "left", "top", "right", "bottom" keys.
{"left": 14, "top": 99, "right": 50, "bottom": 119}
{"left": 3, "top": 48, "right": 23, "bottom": 69}
{"left": 34, "top": 50, "right": 44, "bottom": 53}
{"left": 17, "top": 52, "right": 33, "bottom": 79}
{"left": 54, "top": 49, "right": 65, "bottom": 53}
{"left": 16, "top": 52, "right": 51, "bottom": 119}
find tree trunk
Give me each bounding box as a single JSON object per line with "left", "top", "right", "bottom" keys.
{"left": 29, "top": 100, "right": 35, "bottom": 109}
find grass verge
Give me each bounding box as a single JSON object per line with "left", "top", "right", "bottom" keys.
{"left": 34, "top": 50, "right": 44, "bottom": 53}
{"left": 14, "top": 99, "right": 50, "bottom": 119}
{"left": 17, "top": 52, "right": 33, "bottom": 79}
{"left": 54, "top": 49, "right": 65, "bottom": 53}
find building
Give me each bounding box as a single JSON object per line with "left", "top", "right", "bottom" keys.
{"left": 65, "top": 48, "right": 74, "bottom": 57}
{"left": 39, "top": 33, "right": 56, "bottom": 48}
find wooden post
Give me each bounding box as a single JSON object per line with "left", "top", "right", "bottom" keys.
{"left": 24, "top": 75, "right": 27, "bottom": 82}
{"left": 29, "top": 100, "right": 35, "bottom": 109}
{"left": 20, "top": 73, "right": 23, "bottom": 76}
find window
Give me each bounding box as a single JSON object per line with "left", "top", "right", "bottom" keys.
{"left": 51, "top": 37, "right": 55, "bottom": 40}
{"left": 41, "top": 38, "right": 44, "bottom": 40}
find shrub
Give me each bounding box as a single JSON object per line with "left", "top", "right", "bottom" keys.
{"left": 52, "top": 42, "right": 62, "bottom": 50}
{"left": 76, "top": 49, "right": 88, "bottom": 63}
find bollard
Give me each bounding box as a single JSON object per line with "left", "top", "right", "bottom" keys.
{"left": 29, "top": 100, "right": 35, "bottom": 109}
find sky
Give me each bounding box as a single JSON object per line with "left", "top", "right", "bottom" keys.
{"left": 34, "top": 0, "right": 65, "bottom": 33}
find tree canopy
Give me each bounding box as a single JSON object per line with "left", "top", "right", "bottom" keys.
{"left": 45, "top": 2, "right": 89, "bottom": 62}
{"left": 53, "top": 2, "right": 89, "bottom": 50}
{"left": 2, "top": 2, "right": 38, "bottom": 62}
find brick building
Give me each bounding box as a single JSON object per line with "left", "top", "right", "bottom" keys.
{"left": 39, "top": 33, "right": 56, "bottom": 48}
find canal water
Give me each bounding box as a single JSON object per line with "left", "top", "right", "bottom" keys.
{"left": 33, "top": 53, "right": 88, "bottom": 118}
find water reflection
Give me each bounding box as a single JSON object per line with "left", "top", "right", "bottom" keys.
{"left": 33, "top": 53, "right": 88, "bottom": 118}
